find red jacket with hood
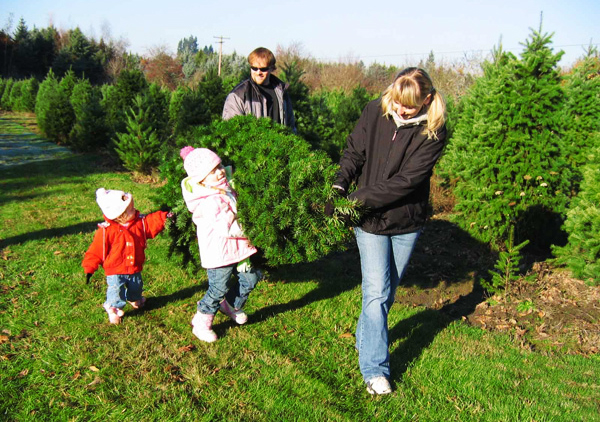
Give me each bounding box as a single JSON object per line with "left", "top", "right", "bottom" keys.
{"left": 82, "top": 210, "right": 169, "bottom": 276}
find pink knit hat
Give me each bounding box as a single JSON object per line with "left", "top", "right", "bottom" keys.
{"left": 96, "top": 188, "right": 133, "bottom": 220}
{"left": 180, "top": 146, "right": 222, "bottom": 181}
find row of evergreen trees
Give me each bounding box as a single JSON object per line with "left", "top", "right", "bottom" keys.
{"left": 0, "top": 60, "right": 375, "bottom": 170}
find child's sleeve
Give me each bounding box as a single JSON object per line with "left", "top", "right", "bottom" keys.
{"left": 144, "top": 211, "right": 169, "bottom": 239}
{"left": 82, "top": 228, "right": 105, "bottom": 274}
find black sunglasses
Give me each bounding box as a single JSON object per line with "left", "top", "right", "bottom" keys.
{"left": 250, "top": 66, "right": 271, "bottom": 72}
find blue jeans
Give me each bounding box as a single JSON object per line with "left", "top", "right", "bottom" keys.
{"left": 197, "top": 264, "right": 261, "bottom": 315}
{"left": 105, "top": 273, "right": 143, "bottom": 309}
{"left": 354, "top": 227, "right": 421, "bottom": 382}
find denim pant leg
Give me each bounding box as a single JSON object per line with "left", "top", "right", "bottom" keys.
{"left": 197, "top": 265, "right": 234, "bottom": 315}
{"left": 124, "top": 273, "right": 143, "bottom": 302}
{"left": 105, "top": 275, "right": 127, "bottom": 309}
{"left": 225, "top": 267, "right": 262, "bottom": 310}
{"left": 354, "top": 227, "right": 420, "bottom": 382}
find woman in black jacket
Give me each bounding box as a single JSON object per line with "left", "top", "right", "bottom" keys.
{"left": 333, "top": 68, "right": 447, "bottom": 395}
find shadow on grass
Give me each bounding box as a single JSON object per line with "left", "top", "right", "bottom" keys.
{"left": 0, "top": 221, "right": 99, "bottom": 248}
{"left": 388, "top": 287, "right": 485, "bottom": 385}
{"left": 213, "top": 247, "right": 363, "bottom": 331}
{"left": 142, "top": 283, "right": 208, "bottom": 311}
{"left": 0, "top": 153, "right": 122, "bottom": 206}
{"left": 210, "top": 217, "right": 495, "bottom": 381}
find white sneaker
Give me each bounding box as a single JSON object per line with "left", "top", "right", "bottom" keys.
{"left": 366, "top": 376, "right": 392, "bottom": 395}
{"left": 219, "top": 300, "right": 248, "bottom": 325}
{"left": 191, "top": 312, "right": 217, "bottom": 343}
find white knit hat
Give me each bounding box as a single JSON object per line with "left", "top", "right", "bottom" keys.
{"left": 180, "top": 146, "right": 222, "bottom": 181}
{"left": 96, "top": 188, "right": 133, "bottom": 220}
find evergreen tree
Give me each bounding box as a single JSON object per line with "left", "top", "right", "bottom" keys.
{"left": 168, "top": 86, "right": 210, "bottom": 138}
{"left": 327, "top": 86, "right": 373, "bottom": 162}
{"left": 561, "top": 48, "right": 600, "bottom": 171}
{"left": 438, "top": 27, "right": 572, "bottom": 251}
{"left": 0, "top": 79, "right": 6, "bottom": 104}
{"left": 158, "top": 116, "right": 358, "bottom": 268}
{"left": 69, "top": 79, "right": 109, "bottom": 151}
{"left": 102, "top": 68, "right": 148, "bottom": 137}
{"left": 279, "top": 60, "right": 336, "bottom": 152}
{"left": 145, "top": 82, "right": 171, "bottom": 143}
{"left": 197, "top": 69, "right": 226, "bottom": 121}
{"left": 7, "top": 79, "right": 21, "bottom": 111}
{"left": 52, "top": 28, "right": 104, "bottom": 83}
{"left": 177, "top": 35, "right": 198, "bottom": 56}
{"left": 35, "top": 69, "right": 74, "bottom": 143}
{"left": 0, "top": 78, "right": 14, "bottom": 110}
{"left": 552, "top": 145, "right": 600, "bottom": 285}
{"left": 19, "top": 78, "right": 39, "bottom": 111}
{"left": 28, "top": 27, "right": 58, "bottom": 79}
{"left": 114, "top": 94, "right": 162, "bottom": 174}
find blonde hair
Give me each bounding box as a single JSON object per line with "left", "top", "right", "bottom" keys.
{"left": 248, "top": 47, "right": 276, "bottom": 68}
{"left": 381, "top": 67, "right": 446, "bottom": 139}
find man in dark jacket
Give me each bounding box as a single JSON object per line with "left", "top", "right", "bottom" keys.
{"left": 222, "top": 47, "right": 296, "bottom": 132}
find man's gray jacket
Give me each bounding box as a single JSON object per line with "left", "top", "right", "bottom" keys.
{"left": 222, "top": 75, "right": 296, "bottom": 132}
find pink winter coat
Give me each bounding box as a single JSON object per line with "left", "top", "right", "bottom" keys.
{"left": 181, "top": 175, "right": 257, "bottom": 269}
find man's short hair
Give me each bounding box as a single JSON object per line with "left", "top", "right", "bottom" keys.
{"left": 248, "top": 47, "right": 276, "bottom": 68}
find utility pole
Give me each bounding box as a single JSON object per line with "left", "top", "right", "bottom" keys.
{"left": 213, "top": 35, "right": 230, "bottom": 76}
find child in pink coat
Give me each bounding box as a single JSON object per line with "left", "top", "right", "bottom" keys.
{"left": 180, "top": 146, "right": 262, "bottom": 342}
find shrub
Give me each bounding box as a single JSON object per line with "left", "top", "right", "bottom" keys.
{"left": 157, "top": 116, "right": 358, "bottom": 268}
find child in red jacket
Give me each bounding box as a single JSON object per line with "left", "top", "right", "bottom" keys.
{"left": 82, "top": 188, "right": 172, "bottom": 324}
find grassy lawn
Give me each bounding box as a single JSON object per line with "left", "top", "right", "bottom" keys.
{"left": 1, "top": 116, "right": 599, "bottom": 421}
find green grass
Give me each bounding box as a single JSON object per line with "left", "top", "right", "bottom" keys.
{"left": 1, "top": 117, "right": 599, "bottom": 421}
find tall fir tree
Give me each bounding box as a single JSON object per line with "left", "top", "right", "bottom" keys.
{"left": 438, "top": 26, "right": 572, "bottom": 250}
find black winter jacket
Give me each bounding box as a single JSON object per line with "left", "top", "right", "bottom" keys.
{"left": 335, "top": 99, "right": 446, "bottom": 235}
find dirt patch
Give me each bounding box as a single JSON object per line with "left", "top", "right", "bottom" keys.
{"left": 396, "top": 215, "right": 600, "bottom": 356}
{"left": 467, "top": 264, "right": 600, "bottom": 355}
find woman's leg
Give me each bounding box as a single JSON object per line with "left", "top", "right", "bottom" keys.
{"left": 354, "top": 227, "right": 393, "bottom": 382}
{"left": 354, "top": 228, "right": 421, "bottom": 382}
{"left": 387, "top": 230, "right": 421, "bottom": 309}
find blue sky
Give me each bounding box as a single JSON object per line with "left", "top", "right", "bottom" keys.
{"left": 2, "top": 0, "right": 598, "bottom": 68}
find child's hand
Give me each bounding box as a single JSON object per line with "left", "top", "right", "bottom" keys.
{"left": 85, "top": 273, "right": 93, "bottom": 284}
